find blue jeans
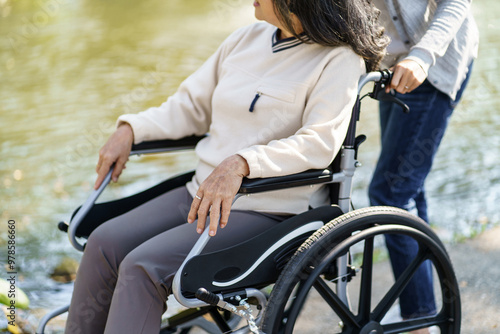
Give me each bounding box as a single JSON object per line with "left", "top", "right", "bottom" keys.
{"left": 368, "top": 67, "right": 472, "bottom": 318}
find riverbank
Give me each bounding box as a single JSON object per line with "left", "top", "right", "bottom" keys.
{"left": 447, "top": 225, "right": 500, "bottom": 333}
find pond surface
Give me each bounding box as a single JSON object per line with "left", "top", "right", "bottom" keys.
{"left": 1, "top": 0, "right": 499, "bottom": 331}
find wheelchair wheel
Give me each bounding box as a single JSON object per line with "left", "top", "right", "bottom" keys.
{"left": 261, "top": 206, "right": 460, "bottom": 334}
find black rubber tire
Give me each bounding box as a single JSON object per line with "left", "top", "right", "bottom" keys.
{"left": 260, "top": 206, "right": 461, "bottom": 334}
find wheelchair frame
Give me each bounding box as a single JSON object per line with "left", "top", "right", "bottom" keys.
{"left": 37, "top": 71, "right": 460, "bottom": 334}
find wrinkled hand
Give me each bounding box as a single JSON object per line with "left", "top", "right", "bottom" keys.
{"left": 94, "top": 123, "right": 134, "bottom": 189}
{"left": 188, "top": 155, "right": 250, "bottom": 236}
{"left": 387, "top": 59, "right": 427, "bottom": 94}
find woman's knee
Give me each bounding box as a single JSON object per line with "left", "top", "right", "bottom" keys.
{"left": 85, "top": 224, "right": 118, "bottom": 255}
{"left": 117, "top": 250, "right": 147, "bottom": 278}
{"left": 82, "top": 223, "right": 130, "bottom": 274}
{"left": 117, "top": 248, "right": 172, "bottom": 300}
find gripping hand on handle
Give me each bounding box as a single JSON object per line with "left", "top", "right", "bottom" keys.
{"left": 387, "top": 59, "right": 427, "bottom": 94}
{"left": 94, "top": 123, "right": 134, "bottom": 189}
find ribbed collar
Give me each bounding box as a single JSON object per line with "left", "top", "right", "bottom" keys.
{"left": 271, "top": 29, "right": 309, "bottom": 53}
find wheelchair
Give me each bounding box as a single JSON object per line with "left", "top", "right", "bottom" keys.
{"left": 37, "top": 71, "right": 461, "bottom": 334}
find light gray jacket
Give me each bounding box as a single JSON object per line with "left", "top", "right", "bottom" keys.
{"left": 385, "top": 0, "right": 479, "bottom": 99}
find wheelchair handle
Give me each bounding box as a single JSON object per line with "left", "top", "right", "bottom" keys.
{"left": 67, "top": 165, "right": 114, "bottom": 251}
{"left": 360, "top": 70, "right": 410, "bottom": 113}
{"left": 358, "top": 71, "right": 386, "bottom": 92}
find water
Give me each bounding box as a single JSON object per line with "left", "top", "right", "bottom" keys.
{"left": 0, "top": 0, "right": 499, "bottom": 331}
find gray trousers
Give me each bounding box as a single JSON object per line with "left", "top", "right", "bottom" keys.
{"left": 65, "top": 186, "right": 285, "bottom": 334}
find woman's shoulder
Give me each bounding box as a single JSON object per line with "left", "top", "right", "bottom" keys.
{"left": 318, "top": 45, "right": 366, "bottom": 76}
{"left": 217, "top": 21, "right": 275, "bottom": 55}
{"left": 316, "top": 44, "right": 365, "bottom": 66}
{"left": 225, "top": 21, "right": 274, "bottom": 42}
{"left": 325, "top": 44, "right": 361, "bottom": 58}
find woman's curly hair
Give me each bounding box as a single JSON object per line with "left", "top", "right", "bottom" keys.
{"left": 273, "top": 0, "right": 389, "bottom": 72}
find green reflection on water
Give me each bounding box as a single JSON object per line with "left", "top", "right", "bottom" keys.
{"left": 1, "top": 0, "right": 254, "bottom": 229}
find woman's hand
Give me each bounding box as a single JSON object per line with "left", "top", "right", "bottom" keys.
{"left": 94, "top": 123, "right": 134, "bottom": 189}
{"left": 188, "top": 155, "right": 250, "bottom": 236}
{"left": 386, "top": 59, "right": 427, "bottom": 94}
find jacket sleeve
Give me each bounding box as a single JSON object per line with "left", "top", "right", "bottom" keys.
{"left": 236, "top": 48, "right": 365, "bottom": 179}
{"left": 117, "top": 28, "right": 246, "bottom": 144}
{"left": 404, "top": 0, "right": 471, "bottom": 74}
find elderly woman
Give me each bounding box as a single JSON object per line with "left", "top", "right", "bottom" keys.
{"left": 66, "top": 1, "right": 388, "bottom": 333}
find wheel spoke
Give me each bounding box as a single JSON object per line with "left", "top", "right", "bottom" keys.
{"left": 313, "top": 276, "right": 360, "bottom": 329}
{"left": 372, "top": 246, "right": 431, "bottom": 322}
{"left": 358, "top": 237, "right": 374, "bottom": 321}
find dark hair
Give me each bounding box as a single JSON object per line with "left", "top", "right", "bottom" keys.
{"left": 273, "top": 0, "right": 389, "bottom": 72}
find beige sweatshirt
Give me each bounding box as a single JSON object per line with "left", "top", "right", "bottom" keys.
{"left": 118, "top": 22, "right": 365, "bottom": 214}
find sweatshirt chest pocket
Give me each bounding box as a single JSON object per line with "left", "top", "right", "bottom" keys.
{"left": 249, "top": 86, "right": 296, "bottom": 112}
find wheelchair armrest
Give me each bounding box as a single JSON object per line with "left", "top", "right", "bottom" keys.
{"left": 239, "top": 168, "right": 333, "bottom": 194}
{"left": 130, "top": 135, "right": 207, "bottom": 155}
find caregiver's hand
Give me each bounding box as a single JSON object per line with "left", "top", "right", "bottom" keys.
{"left": 387, "top": 59, "right": 427, "bottom": 94}
{"left": 188, "top": 154, "right": 250, "bottom": 237}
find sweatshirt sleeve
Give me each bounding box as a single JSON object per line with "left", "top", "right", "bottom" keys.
{"left": 237, "top": 48, "right": 365, "bottom": 179}
{"left": 117, "top": 27, "right": 246, "bottom": 144}
{"left": 405, "top": 0, "right": 471, "bottom": 74}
